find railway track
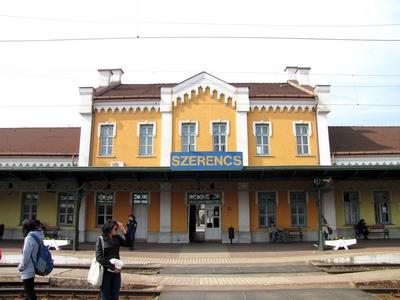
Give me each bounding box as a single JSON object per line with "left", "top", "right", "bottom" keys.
{"left": 0, "top": 287, "right": 159, "bottom": 299}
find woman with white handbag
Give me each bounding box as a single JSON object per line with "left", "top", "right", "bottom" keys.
{"left": 95, "top": 219, "right": 131, "bottom": 300}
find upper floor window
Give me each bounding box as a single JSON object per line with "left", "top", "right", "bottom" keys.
{"left": 58, "top": 192, "right": 75, "bottom": 226}
{"left": 99, "top": 124, "right": 115, "bottom": 156}
{"left": 96, "top": 192, "right": 114, "bottom": 226}
{"left": 343, "top": 191, "right": 359, "bottom": 225}
{"left": 254, "top": 122, "right": 271, "bottom": 155}
{"left": 181, "top": 123, "right": 196, "bottom": 152}
{"left": 21, "top": 192, "right": 37, "bottom": 222}
{"left": 294, "top": 123, "right": 310, "bottom": 155}
{"left": 139, "top": 124, "right": 154, "bottom": 156}
{"left": 374, "top": 191, "right": 391, "bottom": 224}
{"left": 212, "top": 122, "right": 227, "bottom": 152}
{"left": 290, "top": 191, "right": 306, "bottom": 226}
{"left": 258, "top": 192, "right": 276, "bottom": 227}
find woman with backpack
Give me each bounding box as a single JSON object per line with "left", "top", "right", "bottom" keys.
{"left": 96, "top": 219, "right": 131, "bottom": 300}
{"left": 18, "top": 219, "right": 44, "bottom": 300}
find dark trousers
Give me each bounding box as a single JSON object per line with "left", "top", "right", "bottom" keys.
{"left": 23, "top": 277, "right": 37, "bottom": 300}
{"left": 100, "top": 269, "right": 121, "bottom": 300}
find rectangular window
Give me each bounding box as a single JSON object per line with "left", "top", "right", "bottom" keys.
{"left": 99, "top": 124, "right": 114, "bottom": 156}
{"left": 212, "top": 122, "right": 227, "bottom": 152}
{"left": 290, "top": 191, "right": 306, "bottom": 226}
{"left": 295, "top": 124, "right": 309, "bottom": 155}
{"left": 132, "top": 192, "right": 149, "bottom": 205}
{"left": 255, "top": 124, "right": 270, "bottom": 155}
{"left": 343, "top": 191, "right": 359, "bottom": 225}
{"left": 374, "top": 191, "right": 391, "bottom": 224}
{"left": 96, "top": 192, "right": 114, "bottom": 226}
{"left": 139, "top": 124, "right": 154, "bottom": 156}
{"left": 21, "top": 193, "right": 38, "bottom": 222}
{"left": 58, "top": 192, "right": 75, "bottom": 226}
{"left": 258, "top": 192, "right": 276, "bottom": 227}
{"left": 181, "top": 123, "right": 196, "bottom": 152}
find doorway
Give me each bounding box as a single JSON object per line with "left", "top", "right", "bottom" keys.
{"left": 188, "top": 192, "right": 222, "bottom": 242}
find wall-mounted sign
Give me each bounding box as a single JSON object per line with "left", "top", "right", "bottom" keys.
{"left": 171, "top": 152, "right": 243, "bottom": 171}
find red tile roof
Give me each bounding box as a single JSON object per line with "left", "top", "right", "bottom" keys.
{"left": 94, "top": 82, "right": 314, "bottom": 100}
{"left": 329, "top": 126, "right": 400, "bottom": 155}
{"left": 0, "top": 128, "right": 80, "bottom": 156}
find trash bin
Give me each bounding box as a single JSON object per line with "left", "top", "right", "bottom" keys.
{"left": 228, "top": 226, "right": 234, "bottom": 243}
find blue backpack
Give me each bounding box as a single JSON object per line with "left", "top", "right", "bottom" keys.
{"left": 30, "top": 234, "right": 54, "bottom": 276}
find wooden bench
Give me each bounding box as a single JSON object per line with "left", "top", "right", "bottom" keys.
{"left": 283, "top": 227, "right": 303, "bottom": 241}
{"left": 369, "top": 224, "right": 389, "bottom": 239}
{"left": 354, "top": 224, "right": 389, "bottom": 239}
{"left": 42, "top": 224, "right": 59, "bottom": 239}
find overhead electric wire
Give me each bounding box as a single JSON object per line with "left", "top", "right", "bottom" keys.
{"left": 1, "top": 14, "right": 400, "bottom": 28}
{"left": 1, "top": 35, "right": 400, "bottom": 43}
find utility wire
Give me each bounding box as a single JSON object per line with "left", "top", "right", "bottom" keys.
{"left": 1, "top": 35, "right": 400, "bottom": 43}
{"left": 1, "top": 14, "right": 400, "bottom": 28}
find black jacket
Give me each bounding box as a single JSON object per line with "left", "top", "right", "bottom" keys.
{"left": 95, "top": 234, "right": 130, "bottom": 271}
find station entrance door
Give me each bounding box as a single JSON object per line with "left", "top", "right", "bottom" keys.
{"left": 188, "top": 192, "right": 222, "bottom": 242}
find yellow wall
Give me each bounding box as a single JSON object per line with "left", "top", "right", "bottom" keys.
{"left": 114, "top": 192, "right": 131, "bottom": 224}
{"left": 247, "top": 109, "right": 319, "bottom": 165}
{"left": 91, "top": 110, "right": 161, "bottom": 166}
{"left": 38, "top": 192, "right": 57, "bottom": 226}
{"left": 172, "top": 89, "right": 237, "bottom": 152}
{"left": 148, "top": 192, "right": 160, "bottom": 232}
{"left": 171, "top": 192, "right": 187, "bottom": 232}
{"left": 0, "top": 192, "right": 22, "bottom": 227}
{"left": 222, "top": 191, "right": 238, "bottom": 231}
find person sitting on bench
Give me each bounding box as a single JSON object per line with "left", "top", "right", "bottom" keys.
{"left": 356, "top": 219, "right": 369, "bottom": 240}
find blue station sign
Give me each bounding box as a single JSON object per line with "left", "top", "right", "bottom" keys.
{"left": 171, "top": 152, "right": 243, "bottom": 171}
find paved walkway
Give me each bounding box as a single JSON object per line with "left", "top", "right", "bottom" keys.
{"left": 1, "top": 239, "right": 400, "bottom": 295}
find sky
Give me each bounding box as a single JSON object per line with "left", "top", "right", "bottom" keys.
{"left": 0, "top": 0, "right": 399, "bottom": 128}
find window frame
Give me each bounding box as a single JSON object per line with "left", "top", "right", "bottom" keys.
{"left": 137, "top": 122, "right": 156, "bottom": 156}
{"left": 257, "top": 191, "right": 277, "bottom": 227}
{"left": 293, "top": 121, "right": 311, "bottom": 155}
{"left": 98, "top": 123, "right": 116, "bottom": 157}
{"left": 95, "top": 191, "right": 115, "bottom": 227}
{"left": 57, "top": 192, "right": 75, "bottom": 226}
{"left": 289, "top": 191, "right": 307, "bottom": 227}
{"left": 373, "top": 191, "right": 391, "bottom": 224}
{"left": 20, "top": 192, "right": 38, "bottom": 223}
{"left": 253, "top": 121, "right": 272, "bottom": 155}
{"left": 210, "top": 121, "right": 229, "bottom": 152}
{"left": 180, "top": 121, "right": 198, "bottom": 152}
{"left": 343, "top": 191, "right": 360, "bottom": 225}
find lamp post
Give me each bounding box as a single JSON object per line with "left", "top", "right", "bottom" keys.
{"left": 313, "top": 177, "right": 332, "bottom": 251}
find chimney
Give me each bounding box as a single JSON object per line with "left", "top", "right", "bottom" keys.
{"left": 98, "top": 69, "right": 113, "bottom": 86}
{"left": 111, "top": 68, "right": 124, "bottom": 84}
{"left": 297, "top": 67, "right": 311, "bottom": 85}
{"left": 284, "top": 66, "right": 298, "bottom": 81}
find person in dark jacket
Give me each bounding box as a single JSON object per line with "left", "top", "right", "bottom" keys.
{"left": 96, "top": 219, "right": 130, "bottom": 300}
{"left": 18, "top": 219, "right": 43, "bottom": 300}
{"left": 356, "top": 219, "right": 369, "bottom": 239}
{"left": 126, "top": 215, "right": 137, "bottom": 251}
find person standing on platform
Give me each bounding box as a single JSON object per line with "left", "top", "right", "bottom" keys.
{"left": 18, "top": 219, "right": 43, "bottom": 300}
{"left": 126, "top": 215, "right": 137, "bottom": 251}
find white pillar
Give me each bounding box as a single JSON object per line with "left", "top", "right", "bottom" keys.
{"left": 323, "top": 190, "right": 336, "bottom": 233}
{"left": 238, "top": 182, "right": 251, "bottom": 243}
{"left": 159, "top": 183, "right": 172, "bottom": 243}
{"left": 316, "top": 85, "right": 332, "bottom": 166}
{"left": 235, "top": 87, "right": 250, "bottom": 166}
{"left": 160, "top": 88, "right": 173, "bottom": 166}
{"left": 78, "top": 196, "right": 87, "bottom": 242}
{"left": 78, "top": 87, "right": 94, "bottom": 167}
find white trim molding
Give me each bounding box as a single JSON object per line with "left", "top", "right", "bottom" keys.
{"left": 94, "top": 100, "right": 160, "bottom": 113}
{"left": 178, "top": 120, "right": 199, "bottom": 136}
{"left": 136, "top": 121, "right": 157, "bottom": 137}
{"left": 332, "top": 155, "right": 400, "bottom": 166}
{"left": 250, "top": 99, "right": 316, "bottom": 112}
{"left": 98, "top": 122, "right": 117, "bottom": 138}
{"left": 252, "top": 121, "right": 273, "bottom": 137}
{"left": 210, "top": 120, "right": 230, "bottom": 136}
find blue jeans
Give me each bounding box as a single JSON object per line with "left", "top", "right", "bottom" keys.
{"left": 100, "top": 269, "right": 121, "bottom": 300}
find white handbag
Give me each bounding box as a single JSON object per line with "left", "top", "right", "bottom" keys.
{"left": 87, "top": 236, "right": 104, "bottom": 287}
